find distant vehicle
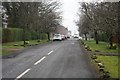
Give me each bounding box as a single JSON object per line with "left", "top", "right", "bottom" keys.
{"left": 74, "top": 36, "right": 78, "bottom": 38}
{"left": 78, "top": 36, "right": 82, "bottom": 40}
{"left": 65, "top": 35, "right": 68, "bottom": 39}
{"left": 74, "top": 34, "right": 79, "bottom": 39}
{"left": 61, "top": 35, "right": 65, "bottom": 40}
{"left": 67, "top": 36, "right": 70, "bottom": 39}
{"left": 53, "top": 34, "right": 62, "bottom": 41}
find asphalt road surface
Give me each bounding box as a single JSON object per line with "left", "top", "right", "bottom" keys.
{"left": 2, "top": 39, "right": 97, "bottom": 79}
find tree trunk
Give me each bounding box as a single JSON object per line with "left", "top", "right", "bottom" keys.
{"left": 23, "top": 29, "right": 26, "bottom": 47}
{"left": 84, "top": 33, "right": 87, "bottom": 41}
{"left": 118, "top": 36, "right": 120, "bottom": 53}
{"left": 109, "top": 35, "right": 113, "bottom": 49}
{"left": 38, "top": 30, "right": 40, "bottom": 40}
{"left": 23, "top": 24, "right": 28, "bottom": 47}
{"left": 94, "top": 30, "right": 99, "bottom": 44}
{"left": 47, "top": 32, "right": 50, "bottom": 41}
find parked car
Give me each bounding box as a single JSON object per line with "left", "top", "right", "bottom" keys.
{"left": 61, "top": 35, "right": 65, "bottom": 40}
{"left": 67, "top": 36, "right": 70, "bottom": 39}
{"left": 53, "top": 34, "right": 62, "bottom": 41}
{"left": 78, "top": 36, "right": 82, "bottom": 40}
{"left": 74, "top": 34, "right": 79, "bottom": 38}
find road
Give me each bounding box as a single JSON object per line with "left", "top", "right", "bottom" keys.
{"left": 2, "top": 39, "right": 97, "bottom": 79}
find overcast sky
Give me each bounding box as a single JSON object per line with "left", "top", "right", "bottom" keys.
{"left": 60, "top": 0, "right": 79, "bottom": 35}
{"left": 60, "top": 0, "right": 95, "bottom": 35}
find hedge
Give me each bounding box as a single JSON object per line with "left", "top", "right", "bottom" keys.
{"left": 0, "top": 27, "right": 2, "bottom": 40}
{"left": 2, "top": 28, "right": 24, "bottom": 43}
{"left": 2, "top": 28, "right": 48, "bottom": 43}
{"left": 41, "top": 34, "right": 48, "bottom": 40}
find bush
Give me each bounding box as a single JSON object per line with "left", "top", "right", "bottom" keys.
{"left": 109, "top": 44, "right": 117, "bottom": 50}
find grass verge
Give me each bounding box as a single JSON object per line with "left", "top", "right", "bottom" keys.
{"left": 81, "top": 40, "right": 119, "bottom": 78}
{"left": 83, "top": 40, "right": 118, "bottom": 53}
{"left": 96, "top": 55, "right": 119, "bottom": 78}
{"left": 2, "top": 40, "right": 48, "bottom": 56}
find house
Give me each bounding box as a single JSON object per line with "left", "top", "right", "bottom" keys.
{"left": 50, "top": 25, "right": 69, "bottom": 40}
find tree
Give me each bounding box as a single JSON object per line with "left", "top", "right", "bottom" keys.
{"left": 3, "top": 0, "right": 62, "bottom": 44}
{"left": 78, "top": 1, "right": 119, "bottom": 47}
{"left": 98, "top": 2, "right": 118, "bottom": 48}
{"left": 37, "top": 1, "right": 62, "bottom": 41}
{"left": 77, "top": 14, "right": 91, "bottom": 41}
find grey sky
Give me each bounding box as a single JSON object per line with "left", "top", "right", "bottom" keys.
{"left": 60, "top": 0, "right": 94, "bottom": 35}
{"left": 59, "top": 0, "right": 119, "bottom": 35}
{"left": 60, "top": 0, "right": 80, "bottom": 35}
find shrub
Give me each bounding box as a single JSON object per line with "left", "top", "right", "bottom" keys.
{"left": 109, "top": 44, "right": 117, "bottom": 50}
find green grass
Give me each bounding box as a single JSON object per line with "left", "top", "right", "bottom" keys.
{"left": 83, "top": 40, "right": 118, "bottom": 53}
{"left": 96, "top": 55, "right": 119, "bottom": 78}
{"left": 2, "top": 39, "right": 48, "bottom": 55}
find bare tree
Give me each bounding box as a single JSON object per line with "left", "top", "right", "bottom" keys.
{"left": 3, "top": 0, "right": 62, "bottom": 44}
{"left": 78, "top": 1, "right": 119, "bottom": 47}
{"left": 77, "top": 14, "right": 91, "bottom": 41}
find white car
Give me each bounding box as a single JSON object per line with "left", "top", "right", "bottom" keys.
{"left": 53, "top": 34, "right": 62, "bottom": 41}
{"left": 61, "top": 35, "right": 65, "bottom": 40}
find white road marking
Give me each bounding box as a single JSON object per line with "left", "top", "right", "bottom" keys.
{"left": 47, "top": 50, "right": 53, "bottom": 55}
{"left": 16, "top": 68, "right": 31, "bottom": 79}
{"left": 34, "top": 56, "right": 46, "bottom": 65}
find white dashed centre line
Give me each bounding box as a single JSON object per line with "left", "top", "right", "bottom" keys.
{"left": 34, "top": 56, "right": 46, "bottom": 65}
{"left": 16, "top": 68, "right": 31, "bottom": 79}
{"left": 47, "top": 50, "right": 53, "bottom": 55}
{"left": 16, "top": 50, "right": 54, "bottom": 79}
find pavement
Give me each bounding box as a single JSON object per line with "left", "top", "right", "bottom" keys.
{"left": 2, "top": 39, "right": 98, "bottom": 79}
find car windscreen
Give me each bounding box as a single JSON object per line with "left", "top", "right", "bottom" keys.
{"left": 54, "top": 34, "right": 60, "bottom": 37}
